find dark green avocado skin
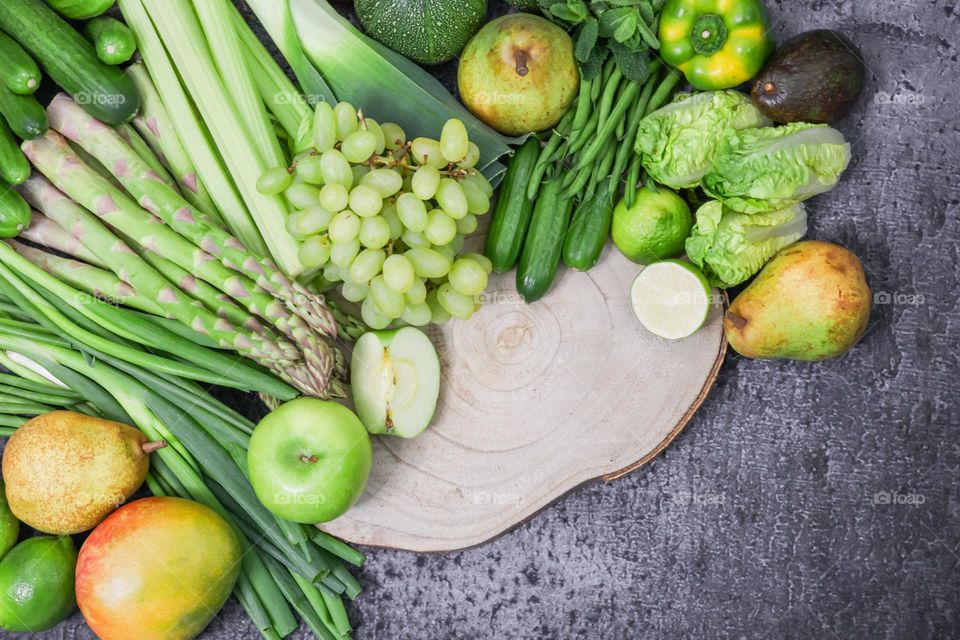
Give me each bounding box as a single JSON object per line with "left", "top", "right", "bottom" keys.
{"left": 751, "top": 30, "right": 865, "bottom": 124}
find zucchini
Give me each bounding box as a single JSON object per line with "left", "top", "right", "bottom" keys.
{"left": 0, "top": 83, "right": 47, "bottom": 139}
{"left": 0, "top": 180, "right": 32, "bottom": 237}
{"left": 516, "top": 179, "right": 574, "bottom": 303}
{"left": 84, "top": 16, "right": 137, "bottom": 66}
{"left": 562, "top": 181, "right": 615, "bottom": 271}
{"left": 484, "top": 137, "right": 540, "bottom": 273}
{"left": 0, "top": 0, "right": 140, "bottom": 124}
{"left": 43, "top": 0, "right": 114, "bottom": 20}
{"left": 0, "top": 116, "right": 30, "bottom": 184}
{"left": 0, "top": 31, "right": 41, "bottom": 95}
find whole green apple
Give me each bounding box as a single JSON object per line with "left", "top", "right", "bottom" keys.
{"left": 248, "top": 398, "right": 372, "bottom": 523}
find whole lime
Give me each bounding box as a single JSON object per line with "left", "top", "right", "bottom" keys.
{"left": 612, "top": 187, "right": 693, "bottom": 264}
{"left": 0, "top": 536, "right": 76, "bottom": 632}
{"left": 0, "top": 483, "right": 19, "bottom": 560}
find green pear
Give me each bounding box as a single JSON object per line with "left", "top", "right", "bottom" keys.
{"left": 724, "top": 240, "right": 871, "bottom": 360}
{"left": 2, "top": 411, "right": 165, "bottom": 535}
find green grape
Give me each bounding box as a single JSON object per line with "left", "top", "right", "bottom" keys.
{"left": 341, "top": 280, "right": 369, "bottom": 303}
{"left": 463, "top": 172, "right": 494, "bottom": 198}
{"left": 410, "top": 137, "right": 446, "bottom": 169}
{"left": 401, "top": 301, "right": 432, "bottom": 327}
{"left": 370, "top": 276, "right": 406, "bottom": 319}
{"left": 424, "top": 209, "right": 458, "bottom": 246}
{"left": 313, "top": 101, "right": 337, "bottom": 151}
{"left": 381, "top": 122, "right": 406, "bottom": 150}
{"left": 361, "top": 168, "right": 403, "bottom": 197}
{"left": 436, "top": 179, "right": 468, "bottom": 219}
{"left": 366, "top": 118, "right": 386, "bottom": 154}
{"left": 401, "top": 229, "right": 430, "bottom": 249}
{"left": 396, "top": 193, "right": 428, "bottom": 232}
{"left": 349, "top": 248, "right": 386, "bottom": 284}
{"left": 258, "top": 166, "right": 293, "bottom": 196}
{"left": 461, "top": 179, "right": 491, "bottom": 214}
{"left": 286, "top": 212, "right": 303, "bottom": 237}
{"left": 330, "top": 238, "right": 360, "bottom": 268}
{"left": 361, "top": 297, "right": 392, "bottom": 330}
{"left": 437, "top": 283, "right": 477, "bottom": 320}
{"left": 319, "top": 183, "right": 349, "bottom": 212}
{"left": 462, "top": 252, "right": 494, "bottom": 274}
{"left": 359, "top": 216, "right": 391, "bottom": 249}
{"left": 349, "top": 185, "right": 383, "bottom": 218}
{"left": 334, "top": 102, "right": 358, "bottom": 140}
{"left": 320, "top": 149, "right": 353, "bottom": 188}
{"left": 449, "top": 234, "right": 465, "bottom": 255}
{"left": 405, "top": 278, "right": 428, "bottom": 305}
{"left": 382, "top": 254, "right": 415, "bottom": 293}
{"left": 382, "top": 203, "right": 404, "bottom": 240}
{"left": 456, "top": 214, "right": 478, "bottom": 235}
{"left": 460, "top": 142, "right": 481, "bottom": 169}
{"left": 448, "top": 258, "right": 488, "bottom": 297}
{"left": 411, "top": 165, "right": 441, "bottom": 200}
{"left": 294, "top": 206, "right": 334, "bottom": 236}
{"left": 342, "top": 129, "right": 378, "bottom": 163}
{"left": 323, "top": 262, "right": 342, "bottom": 282}
{"left": 433, "top": 243, "right": 455, "bottom": 264}
{"left": 286, "top": 183, "right": 320, "bottom": 209}
{"left": 299, "top": 235, "right": 332, "bottom": 269}
{"left": 351, "top": 165, "right": 369, "bottom": 185}
{"left": 405, "top": 247, "right": 452, "bottom": 279}
{"left": 328, "top": 211, "right": 361, "bottom": 243}
{"left": 440, "top": 119, "right": 469, "bottom": 163}
{"left": 296, "top": 154, "right": 325, "bottom": 185}
{"left": 427, "top": 289, "right": 451, "bottom": 324}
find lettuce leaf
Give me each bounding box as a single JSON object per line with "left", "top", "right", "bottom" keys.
{"left": 635, "top": 91, "right": 771, "bottom": 189}
{"left": 702, "top": 123, "right": 851, "bottom": 213}
{"left": 685, "top": 201, "right": 808, "bottom": 288}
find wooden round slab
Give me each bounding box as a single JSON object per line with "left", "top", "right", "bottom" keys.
{"left": 322, "top": 246, "right": 726, "bottom": 552}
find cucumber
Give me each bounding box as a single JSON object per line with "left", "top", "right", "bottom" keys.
{"left": 0, "top": 0, "right": 140, "bottom": 124}
{"left": 562, "top": 181, "right": 615, "bottom": 271}
{"left": 43, "top": 0, "right": 114, "bottom": 20}
{"left": 484, "top": 137, "right": 540, "bottom": 273}
{"left": 0, "top": 31, "right": 41, "bottom": 95}
{"left": 0, "top": 83, "right": 47, "bottom": 139}
{"left": 0, "top": 116, "right": 30, "bottom": 184}
{"left": 516, "top": 179, "right": 574, "bottom": 303}
{"left": 84, "top": 16, "right": 137, "bottom": 66}
{"left": 0, "top": 180, "right": 32, "bottom": 237}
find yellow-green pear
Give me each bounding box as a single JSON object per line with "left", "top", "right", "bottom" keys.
{"left": 724, "top": 240, "right": 871, "bottom": 360}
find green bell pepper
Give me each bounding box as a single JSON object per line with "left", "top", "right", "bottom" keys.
{"left": 659, "top": 0, "right": 775, "bottom": 91}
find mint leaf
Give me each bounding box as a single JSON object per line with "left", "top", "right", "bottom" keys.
{"left": 575, "top": 19, "right": 600, "bottom": 62}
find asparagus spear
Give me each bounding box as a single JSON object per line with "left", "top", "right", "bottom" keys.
{"left": 20, "top": 212, "right": 105, "bottom": 268}
{"left": 116, "top": 123, "right": 179, "bottom": 191}
{"left": 46, "top": 96, "right": 338, "bottom": 342}
{"left": 126, "top": 63, "right": 220, "bottom": 218}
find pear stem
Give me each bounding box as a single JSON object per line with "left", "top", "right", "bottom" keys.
{"left": 726, "top": 311, "right": 747, "bottom": 330}
{"left": 515, "top": 50, "right": 529, "bottom": 77}
{"left": 141, "top": 441, "right": 167, "bottom": 455}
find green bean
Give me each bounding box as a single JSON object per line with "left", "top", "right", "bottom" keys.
{"left": 625, "top": 156, "right": 643, "bottom": 208}
{"left": 610, "top": 70, "right": 660, "bottom": 197}
{"left": 597, "top": 67, "right": 624, "bottom": 130}
{"left": 573, "top": 81, "right": 642, "bottom": 172}
{"left": 562, "top": 162, "right": 593, "bottom": 198}
{"left": 644, "top": 68, "right": 684, "bottom": 117}
{"left": 527, "top": 107, "right": 577, "bottom": 201}
{"left": 585, "top": 143, "right": 619, "bottom": 202}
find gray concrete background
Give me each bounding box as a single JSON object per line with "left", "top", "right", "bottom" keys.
{"left": 10, "top": 0, "right": 960, "bottom": 639}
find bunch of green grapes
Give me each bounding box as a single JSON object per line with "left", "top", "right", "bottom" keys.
{"left": 257, "top": 102, "right": 494, "bottom": 329}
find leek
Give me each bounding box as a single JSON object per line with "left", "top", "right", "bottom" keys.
{"left": 243, "top": 0, "right": 511, "bottom": 183}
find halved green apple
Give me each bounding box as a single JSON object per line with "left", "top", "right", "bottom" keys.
{"left": 351, "top": 327, "right": 441, "bottom": 438}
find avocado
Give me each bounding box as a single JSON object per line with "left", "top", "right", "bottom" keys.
{"left": 354, "top": 0, "right": 488, "bottom": 65}
{"left": 751, "top": 30, "right": 865, "bottom": 124}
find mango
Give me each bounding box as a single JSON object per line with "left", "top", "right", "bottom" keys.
{"left": 725, "top": 240, "right": 871, "bottom": 360}
{"left": 76, "top": 497, "right": 242, "bottom": 640}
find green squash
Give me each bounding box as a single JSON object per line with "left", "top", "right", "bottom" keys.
{"left": 354, "top": 0, "right": 488, "bottom": 65}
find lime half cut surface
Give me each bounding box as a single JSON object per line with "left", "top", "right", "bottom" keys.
{"left": 630, "top": 260, "right": 713, "bottom": 340}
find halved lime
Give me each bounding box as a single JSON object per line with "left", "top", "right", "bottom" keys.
{"left": 630, "top": 260, "right": 713, "bottom": 340}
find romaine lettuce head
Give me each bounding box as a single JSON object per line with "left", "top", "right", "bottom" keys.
{"left": 635, "top": 91, "right": 772, "bottom": 189}
{"left": 702, "top": 123, "right": 852, "bottom": 214}
{"left": 685, "top": 200, "right": 808, "bottom": 288}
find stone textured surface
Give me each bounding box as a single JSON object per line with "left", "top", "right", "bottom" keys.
{"left": 11, "top": 0, "right": 959, "bottom": 639}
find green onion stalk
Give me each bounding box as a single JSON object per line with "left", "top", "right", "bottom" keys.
{"left": 0, "top": 286, "right": 363, "bottom": 640}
